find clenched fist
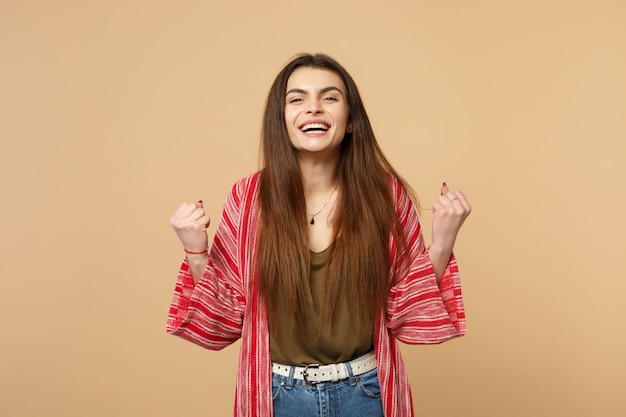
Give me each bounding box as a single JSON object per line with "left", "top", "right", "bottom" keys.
{"left": 170, "top": 200, "right": 211, "bottom": 282}
{"left": 429, "top": 182, "right": 471, "bottom": 282}
{"left": 431, "top": 182, "right": 471, "bottom": 252}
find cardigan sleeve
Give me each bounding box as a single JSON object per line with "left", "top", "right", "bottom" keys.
{"left": 166, "top": 181, "right": 247, "bottom": 350}
{"left": 386, "top": 179, "right": 466, "bottom": 344}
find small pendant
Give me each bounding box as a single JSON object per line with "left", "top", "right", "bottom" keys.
{"left": 310, "top": 218, "right": 315, "bottom": 225}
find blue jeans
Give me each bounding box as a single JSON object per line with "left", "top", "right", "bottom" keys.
{"left": 272, "top": 366, "right": 384, "bottom": 417}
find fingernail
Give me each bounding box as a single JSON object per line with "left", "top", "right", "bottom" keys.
{"left": 441, "top": 182, "right": 447, "bottom": 195}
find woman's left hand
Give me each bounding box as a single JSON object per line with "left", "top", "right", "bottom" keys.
{"left": 429, "top": 182, "right": 471, "bottom": 281}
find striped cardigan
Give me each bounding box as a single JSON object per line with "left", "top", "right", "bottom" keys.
{"left": 167, "top": 172, "right": 466, "bottom": 416}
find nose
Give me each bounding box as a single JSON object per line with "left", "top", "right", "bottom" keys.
{"left": 306, "top": 99, "right": 323, "bottom": 114}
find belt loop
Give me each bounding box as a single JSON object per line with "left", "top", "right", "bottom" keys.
{"left": 346, "top": 360, "right": 357, "bottom": 386}
{"left": 286, "top": 365, "right": 295, "bottom": 389}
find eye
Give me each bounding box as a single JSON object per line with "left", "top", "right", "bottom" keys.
{"left": 288, "top": 97, "right": 303, "bottom": 103}
{"left": 323, "top": 96, "right": 339, "bottom": 102}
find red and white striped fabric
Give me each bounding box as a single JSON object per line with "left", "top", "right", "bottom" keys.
{"left": 167, "top": 172, "right": 466, "bottom": 417}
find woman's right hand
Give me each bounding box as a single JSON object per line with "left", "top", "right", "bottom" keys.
{"left": 170, "top": 200, "right": 210, "bottom": 283}
{"left": 169, "top": 200, "right": 210, "bottom": 254}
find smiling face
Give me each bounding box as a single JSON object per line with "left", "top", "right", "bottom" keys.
{"left": 284, "top": 67, "right": 350, "bottom": 159}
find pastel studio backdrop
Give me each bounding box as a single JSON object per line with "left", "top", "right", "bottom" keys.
{"left": 1, "top": 1, "right": 624, "bottom": 416}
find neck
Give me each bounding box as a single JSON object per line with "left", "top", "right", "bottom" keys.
{"left": 298, "top": 153, "right": 340, "bottom": 193}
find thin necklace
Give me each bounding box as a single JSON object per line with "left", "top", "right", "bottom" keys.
{"left": 308, "top": 185, "right": 338, "bottom": 225}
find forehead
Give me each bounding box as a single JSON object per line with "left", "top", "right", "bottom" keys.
{"left": 286, "top": 67, "right": 346, "bottom": 92}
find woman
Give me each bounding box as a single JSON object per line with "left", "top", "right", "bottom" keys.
{"left": 167, "top": 53, "right": 471, "bottom": 417}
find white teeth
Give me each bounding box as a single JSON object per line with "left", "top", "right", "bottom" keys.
{"left": 301, "top": 123, "right": 329, "bottom": 131}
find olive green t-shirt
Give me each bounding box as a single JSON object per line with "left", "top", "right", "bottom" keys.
{"left": 269, "top": 249, "right": 374, "bottom": 366}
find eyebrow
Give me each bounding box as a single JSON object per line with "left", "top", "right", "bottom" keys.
{"left": 285, "top": 86, "right": 344, "bottom": 96}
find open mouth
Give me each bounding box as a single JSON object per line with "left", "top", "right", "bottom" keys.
{"left": 300, "top": 122, "right": 330, "bottom": 133}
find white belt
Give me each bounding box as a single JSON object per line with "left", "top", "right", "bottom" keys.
{"left": 271, "top": 351, "right": 377, "bottom": 384}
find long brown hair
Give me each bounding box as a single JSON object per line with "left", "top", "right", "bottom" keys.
{"left": 256, "top": 53, "right": 415, "bottom": 331}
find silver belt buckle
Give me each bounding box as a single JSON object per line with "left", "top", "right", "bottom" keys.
{"left": 303, "top": 363, "right": 320, "bottom": 385}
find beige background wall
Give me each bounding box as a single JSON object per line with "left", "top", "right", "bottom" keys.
{"left": 1, "top": 1, "right": 625, "bottom": 416}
